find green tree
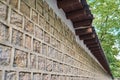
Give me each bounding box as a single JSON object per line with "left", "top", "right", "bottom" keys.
{"left": 88, "top": 0, "right": 120, "bottom": 77}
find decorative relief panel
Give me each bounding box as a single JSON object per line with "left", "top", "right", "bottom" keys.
{"left": 13, "top": 49, "right": 28, "bottom": 68}
{"left": 5, "top": 71, "right": 16, "bottom": 80}
{"left": 20, "top": 0, "right": 30, "bottom": 17}
{"left": 10, "top": 10, "right": 23, "bottom": 28}
{"left": 12, "top": 29, "right": 23, "bottom": 46}
{"left": 44, "top": 32, "right": 50, "bottom": 44}
{"left": 0, "top": 45, "right": 11, "bottom": 66}
{"left": 0, "top": 2, "right": 8, "bottom": 21}
{"left": 33, "top": 73, "right": 41, "bottom": 80}
{"left": 42, "top": 43, "right": 47, "bottom": 55}
{"left": 33, "top": 39, "right": 41, "bottom": 53}
{"left": 9, "top": 0, "right": 18, "bottom": 8}
{"left": 43, "top": 74, "right": 51, "bottom": 80}
{"left": 39, "top": 15, "right": 45, "bottom": 28}
{"left": 46, "top": 59, "right": 53, "bottom": 72}
{"left": 19, "top": 72, "right": 31, "bottom": 80}
{"left": 25, "top": 35, "right": 31, "bottom": 50}
{"left": 32, "top": 10, "right": 38, "bottom": 23}
{"left": 30, "top": 54, "right": 36, "bottom": 69}
{"left": 24, "top": 18, "right": 34, "bottom": 34}
{"left": 0, "top": 23, "right": 9, "bottom": 42}
{"left": 35, "top": 25, "right": 43, "bottom": 40}
{"left": 38, "top": 56, "right": 46, "bottom": 70}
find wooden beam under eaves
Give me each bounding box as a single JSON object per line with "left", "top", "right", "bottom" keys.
{"left": 57, "top": 0, "right": 83, "bottom": 12}
{"left": 79, "top": 33, "right": 95, "bottom": 40}
{"left": 66, "top": 9, "right": 86, "bottom": 19}
{"left": 84, "top": 38, "right": 97, "bottom": 45}
{"left": 73, "top": 19, "right": 92, "bottom": 28}
{"left": 75, "top": 27, "right": 93, "bottom": 35}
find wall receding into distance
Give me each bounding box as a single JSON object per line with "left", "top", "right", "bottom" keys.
{"left": 0, "top": 0, "right": 112, "bottom": 80}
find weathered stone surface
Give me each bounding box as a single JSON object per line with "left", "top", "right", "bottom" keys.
{"left": 12, "top": 29, "right": 23, "bottom": 46}
{"left": 44, "top": 32, "right": 50, "bottom": 44}
{"left": 51, "top": 75, "right": 57, "bottom": 80}
{"left": 24, "top": 18, "right": 34, "bottom": 34}
{"left": 33, "top": 39, "right": 41, "bottom": 53}
{"left": 48, "top": 47, "right": 56, "bottom": 58}
{"left": 24, "top": 0, "right": 36, "bottom": 8}
{"left": 0, "top": 2, "right": 8, "bottom": 21}
{"left": 19, "top": 72, "right": 31, "bottom": 80}
{"left": 32, "top": 10, "right": 38, "bottom": 23}
{"left": 46, "top": 59, "right": 53, "bottom": 72}
{"left": 14, "top": 49, "right": 28, "bottom": 68}
{"left": 42, "top": 43, "right": 47, "bottom": 55}
{"left": 10, "top": 10, "right": 23, "bottom": 28}
{"left": 25, "top": 35, "right": 31, "bottom": 49}
{"left": 33, "top": 73, "right": 41, "bottom": 80}
{"left": 53, "top": 61, "right": 59, "bottom": 72}
{"left": 0, "top": 45, "right": 11, "bottom": 66}
{"left": 39, "top": 15, "right": 45, "bottom": 28}
{"left": 0, "top": 23, "right": 9, "bottom": 42}
{"left": 35, "top": 26, "right": 43, "bottom": 40}
{"left": 9, "top": 0, "right": 18, "bottom": 8}
{"left": 44, "top": 22, "right": 50, "bottom": 32}
{"left": 43, "top": 74, "right": 51, "bottom": 80}
{"left": 5, "top": 71, "right": 16, "bottom": 80}
{"left": 36, "top": 0, "right": 43, "bottom": 13}
{"left": 30, "top": 54, "right": 36, "bottom": 69}
{"left": 20, "top": 1, "right": 30, "bottom": 17}
{"left": 38, "top": 56, "right": 45, "bottom": 70}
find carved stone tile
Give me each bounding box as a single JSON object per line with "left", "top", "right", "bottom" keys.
{"left": 33, "top": 73, "right": 41, "bottom": 80}
{"left": 38, "top": 56, "right": 45, "bottom": 70}
{"left": 46, "top": 59, "right": 53, "bottom": 72}
{"left": 44, "top": 32, "right": 50, "bottom": 44}
{"left": 51, "top": 75, "right": 56, "bottom": 80}
{"left": 33, "top": 39, "right": 41, "bottom": 53}
{"left": 5, "top": 71, "right": 16, "bottom": 80}
{"left": 10, "top": 10, "right": 23, "bottom": 28}
{"left": 53, "top": 61, "right": 59, "bottom": 72}
{"left": 42, "top": 43, "right": 47, "bottom": 55}
{"left": 50, "top": 37, "right": 56, "bottom": 47}
{"left": 59, "top": 63, "right": 64, "bottom": 73}
{"left": 48, "top": 47, "right": 55, "bottom": 58}
{"left": 13, "top": 49, "right": 28, "bottom": 68}
{"left": 12, "top": 29, "right": 23, "bottom": 46}
{"left": 24, "top": 0, "right": 36, "bottom": 8}
{"left": 30, "top": 54, "right": 36, "bottom": 69}
{"left": 24, "top": 18, "right": 34, "bottom": 34}
{"left": 0, "top": 45, "right": 11, "bottom": 66}
{"left": 39, "top": 15, "right": 45, "bottom": 28}
{"left": 19, "top": 72, "right": 31, "bottom": 80}
{"left": 32, "top": 10, "right": 38, "bottom": 23}
{"left": 43, "top": 74, "right": 51, "bottom": 80}
{"left": 0, "top": 2, "right": 8, "bottom": 21}
{"left": 36, "top": 0, "right": 43, "bottom": 13}
{"left": 25, "top": 35, "right": 31, "bottom": 50}
{"left": 35, "top": 25, "right": 43, "bottom": 40}
{"left": 0, "top": 23, "right": 9, "bottom": 42}
{"left": 9, "top": 0, "right": 18, "bottom": 8}
{"left": 20, "top": 1, "right": 30, "bottom": 17}
{"left": 44, "top": 22, "right": 50, "bottom": 32}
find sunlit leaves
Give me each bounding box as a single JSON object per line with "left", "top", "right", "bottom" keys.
{"left": 88, "top": 0, "right": 120, "bottom": 77}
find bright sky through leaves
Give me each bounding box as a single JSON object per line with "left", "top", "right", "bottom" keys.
{"left": 88, "top": 0, "right": 120, "bottom": 77}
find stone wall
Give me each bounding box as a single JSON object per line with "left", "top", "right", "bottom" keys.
{"left": 0, "top": 0, "right": 112, "bottom": 80}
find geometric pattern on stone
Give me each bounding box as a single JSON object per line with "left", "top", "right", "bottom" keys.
{"left": 13, "top": 49, "right": 28, "bottom": 68}
{"left": 0, "top": 45, "right": 11, "bottom": 66}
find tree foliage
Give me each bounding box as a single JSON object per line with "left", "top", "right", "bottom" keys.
{"left": 88, "top": 0, "right": 120, "bottom": 77}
